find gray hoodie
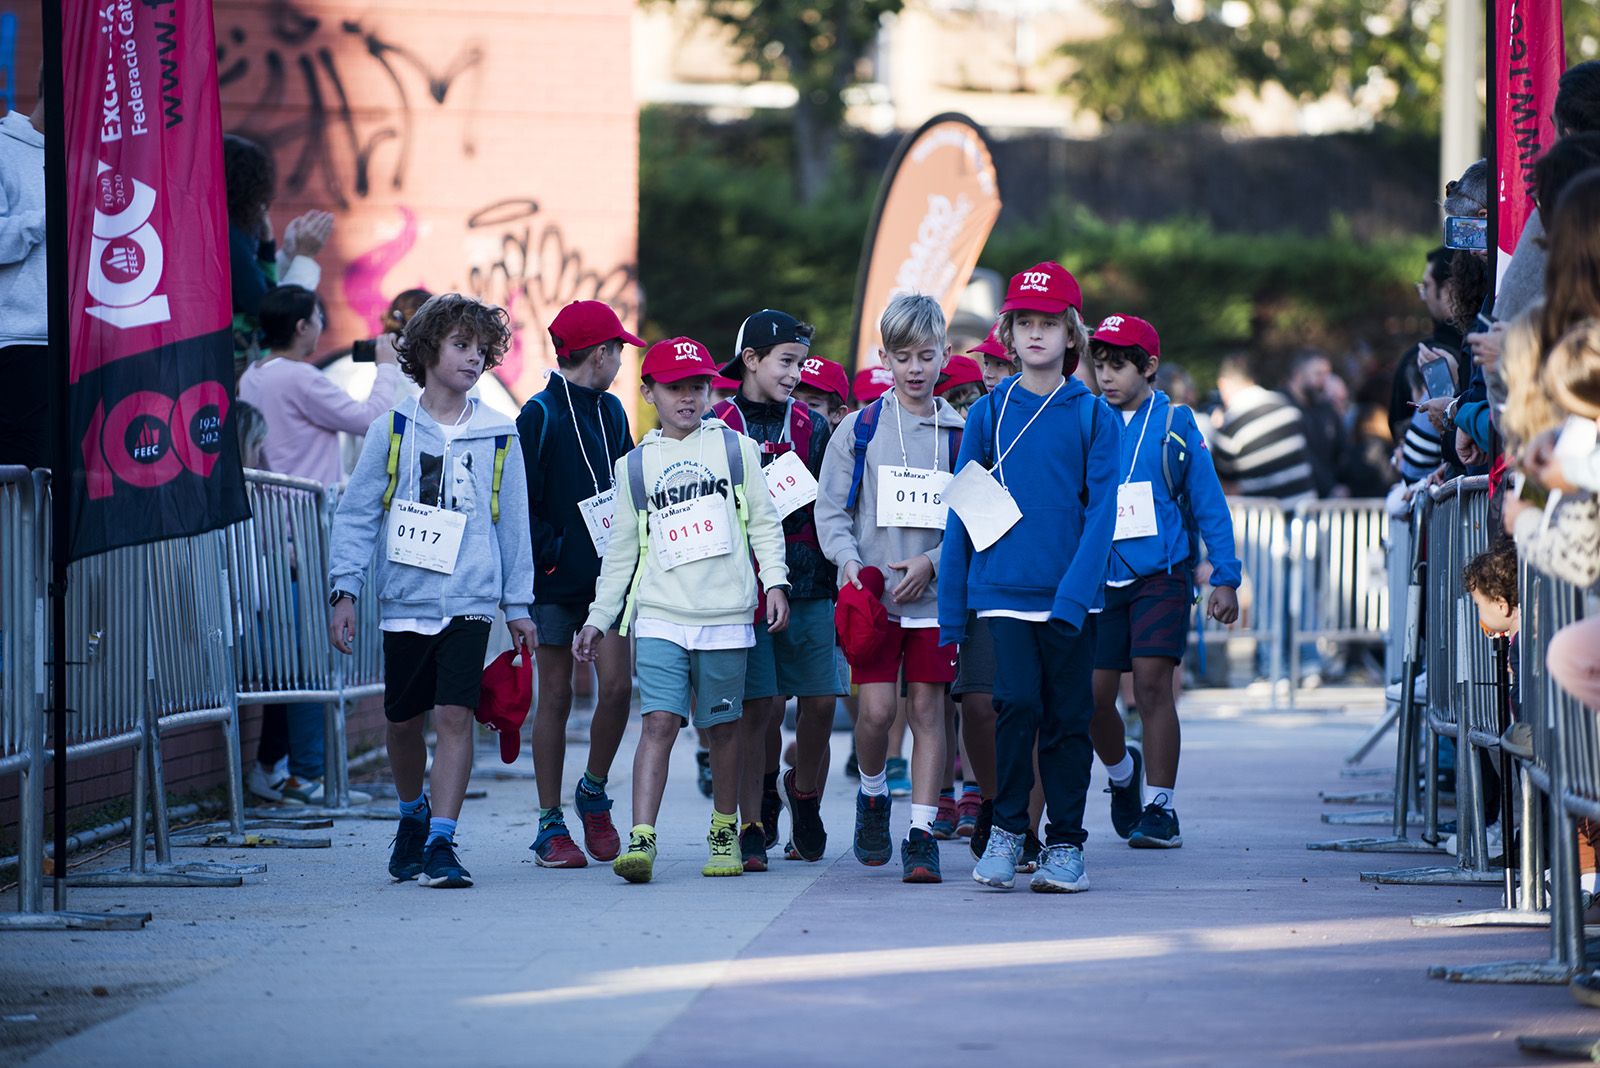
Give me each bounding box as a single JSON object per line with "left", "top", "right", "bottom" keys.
{"left": 329, "top": 397, "right": 535, "bottom": 623}
{"left": 815, "top": 394, "right": 965, "bottom": 620}
{"left": 0, "top": 111, "right": 45, "bottom": 347}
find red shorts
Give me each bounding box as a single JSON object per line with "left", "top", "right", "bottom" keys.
{"left": 852, "top": 621, "right": 959, "bottom": 686}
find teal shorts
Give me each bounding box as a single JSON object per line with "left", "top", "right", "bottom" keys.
{"left": 636, "top": 638, "right": 748, "bottom": 729}
{"left": 744, "top": 597, "right": 846, "bottom": 700}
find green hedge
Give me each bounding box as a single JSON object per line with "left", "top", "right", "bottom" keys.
{"left": 638, "top": 114, "right": 1436, "bottom": 388}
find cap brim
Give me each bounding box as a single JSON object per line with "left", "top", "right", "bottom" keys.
{"left": 1000, "top": 296, "right": 1074, "bottom": 315}
{"left": 718, "top": 356, "right": 746, "bottom": 379}
{"left": 648, "top": 365, "right": 716, "bottom": 384}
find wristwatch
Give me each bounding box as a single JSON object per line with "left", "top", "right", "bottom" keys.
{"left": 328, "top": 590, "right": 356, "bottom": 607}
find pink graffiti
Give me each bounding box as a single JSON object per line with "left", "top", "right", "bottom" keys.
{"left": 342, "top": 206, "right": 421, "bottom": 334}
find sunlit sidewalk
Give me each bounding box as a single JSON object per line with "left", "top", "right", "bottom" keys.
{"left": 4, "top": 688, "right": 1596, "bottom": 1067}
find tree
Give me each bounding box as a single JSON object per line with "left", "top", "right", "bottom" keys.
{"left": 656, "top": 0, "right": 904, "bottom": 202}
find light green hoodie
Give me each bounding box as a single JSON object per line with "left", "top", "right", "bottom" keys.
{"left": 585, "top": 418, "right": 788, "bottom": 633}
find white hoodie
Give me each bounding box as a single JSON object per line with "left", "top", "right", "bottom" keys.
{"left": 0, "top": 111, "right": 45, "bottom": 347}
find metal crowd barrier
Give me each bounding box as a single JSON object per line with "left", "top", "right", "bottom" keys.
{"left": 1192, "top": 497, "right": 1288, "bottom": 679}
{"left": 1287, "top": 497, "right": 1389, "bottom": 700}
{"left": 0, "top": 467, "right": 47, "bottom": 919}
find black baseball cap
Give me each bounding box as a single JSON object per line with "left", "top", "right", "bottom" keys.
{"left": 722, "top": 309, "right": 811, "bottom": 378}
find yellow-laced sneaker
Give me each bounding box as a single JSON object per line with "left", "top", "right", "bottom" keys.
{"left": 613, "top": 825, "right": 657, "bottom": 884}
{"left": 703, "top": 819, "right": 743, "bottom": 877}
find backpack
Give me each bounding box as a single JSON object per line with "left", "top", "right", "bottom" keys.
{"left": 713, "top": 398, "right": 822, "bottom": 551}
{"left": 617, "top": 426, "right": 748, "bottom": 635}
{"left": 1158, "top": 402, "right": 1203, "bottom": 572}
{"left": 844, "top": 398, "right": 966, "bottom": 511}
{"left": 380, "top": 410, "right": 512, "bottom": 522}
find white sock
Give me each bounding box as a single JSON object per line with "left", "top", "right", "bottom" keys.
{"left": 860, "top": 769, "right": 889, "bottom": 797}
{"left": 1148, "top": 786, "right": 1177, "bottom": 812}
{"left": 1106, "top": 753, "right": 1135, "bottom": 788}
{"left": 910, "top": 803, "right": 937, "bottom": 834}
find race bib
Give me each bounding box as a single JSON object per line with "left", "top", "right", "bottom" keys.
{"left": 944, "top": 463, "right": 1021, "bottom": 551}
{"left": 385, "top": 499, "right": 467, "bottom": 574}
{"left": 650, "top": 494, "right": 733, "bottom": 571}
{"left": 878, "top": 466, "right": 952, "bottom": 529}
{"left": 578, "top": 488, "right": 617, "bottom": 557}
{"left": 1114, "top": 481, "right": 1159, "bottom": 541}
{"left": 764, "top": 451, "right": 818, "bottom": 520}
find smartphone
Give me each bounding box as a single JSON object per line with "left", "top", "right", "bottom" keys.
{"left": 351, "top": 338, "right": 377, "bottom": 363}
{"left": 1420, "top": 355, "right": 1455, "bottom": 399}
{"left": 1515, "top": 472, "right": 1550, "bottom": 509}
{"left": 1474, "top": 312, "right": 1495, "bottom": 335}
{"left": 1444, "top": 215, "right": 1488, "bottom": 252}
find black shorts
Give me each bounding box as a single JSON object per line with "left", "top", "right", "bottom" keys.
{"left": 1093, "top": 573, "right": 1193, "bottom": 672}
{"left": 382, "top": 616, "right": 494, "bottom": 723}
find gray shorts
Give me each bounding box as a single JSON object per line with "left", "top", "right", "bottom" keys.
{"left": 533, "top": 601, "right": 617, "bottom": 647}
{"left": 744, "top": 598, "right": 847, "bottom": 700}
{"left": 636, "top": 638, "right": 747, "bottom": 729}
{"left": 952, "top": 614, "right": 994, "bottom": 697}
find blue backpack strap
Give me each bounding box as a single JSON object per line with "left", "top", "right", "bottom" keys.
{"left": 381, "top": 411, "right": 408, "bottom": 511}
{"left": 1078, "top": 394, "right": 1097, "bottom": 506}
{"left": 845, "top": 399, "right": 884, "bottom": 510}
{"left": 529, "top": 392, "right": 554, "bottom": 456}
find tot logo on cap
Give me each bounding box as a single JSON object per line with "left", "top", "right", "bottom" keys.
{"left": 1091, "top": 314, "right": 1161, "bottom": 358}
{"left": 1000, "top": 261, "right": 1082, "bottom": 316}
{"left": 800, "top": 355, "right": 850, "bottom": 401}
{"left": 641, "top": 336, "right": 718, "bottom": 383}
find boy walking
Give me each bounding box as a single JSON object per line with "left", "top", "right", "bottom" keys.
{"left": 575, "top": 337, "right": 790, "bottom": 883}
{"left": 1087, "top": 315, "right": 1239, "bottom": 849}
{"left": 938, "top": 262, "right": 1121, "bottom": 893}
{"left": 328, "top": 295, "right": 536, "bottom": 889}
{"left": 816, "top": 294, "right": 966, "bottom": 884}
{"left": 713, "top": 309, "right": 842, "bottom": 871}
{"left": 517, "top": 300, "right": 642, "bottom": 869}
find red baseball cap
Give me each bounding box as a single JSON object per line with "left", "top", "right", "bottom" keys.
{"left": 476, "top": 650, "right": 531, "bottom": 764}
{"left": 852, "top": 365, "right": 896, "bottom": 405}
{"left": 1000, "top": 261, "right": 1082, "bottom": 316}
{"left": 641, "top": 337, "right": 719, "bottom": 383}
{"left": 548, "top": 300, "right": 646, "bottom": 360}
{"left": 967, "top": 325, "right": 1011, "bottom": 363}
{"left": 1092, "top": 314, "right": 1161, "bottom": 357}
{"left": 834, "top": 567, "right": 895, "bottom": 668}
{"left": 800, "top": 355, "right": 850, "bottom": 402}
{"left": 711, "top": 374, "right": 742, "bottom": 393}
{"left": 936, "top": 355, "right": 984, "bottom": 396}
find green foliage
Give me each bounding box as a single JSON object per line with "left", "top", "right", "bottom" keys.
{"left": 638, "top": 112, "right": 1436, "bottom": 385}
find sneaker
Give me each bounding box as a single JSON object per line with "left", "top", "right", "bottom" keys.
{"left": 1106, "top": 748, "right": 1144, "bottom": 839}
{"left": 247, "top": 760, "right": 288, "bottom": 803}
{"left": 783, "top": 768, "right": 827, "bottom": 862}
{"left": 844, "top": 744, "right": 860, "bottom": 780}
{"left": 574, "top": 781, "right": 621, "bottom": 862}
{"left": 417, "top": 837, "right": 473, "bottom": 888}
{"left": 886, "top": 757, "right": 912, "bottom": 798}
{"left": 531, "top": 824, "right": 587, "bottom": 868}
{"left": 280, "top": 776, "right": 372, "bottom": 806}
{"left": 740, "top": 823, "right": 769, "bottom": 873}
{"left": 1030, "top": 843, "right": 1090, "bottom": 893}
{"left": 1128, "top": 804, "right": 1183, "bottom": 848}
{"left": 973, "top": 826, "right": 1025, "bottom": 889}
{"left": 970, "top": 798, "right": 995, "bottom": 860}
{"left": 932, "top": 795, "right": 958, "bottom": 840}
{"left": 387, "top": 802, "right": 431, "bottom": 882}
{"left": 705, "top": 822, "right": 744, "bottom": 877}
{"left": 956, "top": 792, "right": 981, "bottom": 838}
{"left": 761, "top": 782, "right": 782, "bottom": 850}
{"left": 783, "top": 840, "right": 800, "bottom": 861}
{"left": 696, "top": 749, "right": 714, "bottom": 799}
{"left": 1017, "top": 830, "right": 1043, "bottom": 874}
{"left": 853, "top": 790, "right": 893, "bottom": 866}
{"left": 901, "top": 829, "right": 942, "bottom": 883}
{"left": 614, "top": 827, "right": 658, "bottom": 884}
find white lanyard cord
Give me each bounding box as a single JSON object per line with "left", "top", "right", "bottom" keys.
{"left": 554, "top": 372, "right": 611, "bottom": 495}
{"left": 993, "top": 378, "right": 1064, "bottom": 489}
{"left": 406, "top": 397, "right": 473, "bottom": 505}
{"left": 1124, "top": 394, "right": 1156, "bottom": 485}
{"left": 889, "top": 391, "right": 941, "bottom": 470}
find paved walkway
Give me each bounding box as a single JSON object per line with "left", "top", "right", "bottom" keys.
{"left": 5, "top": 688, "right": 1600, "bottom": 1066}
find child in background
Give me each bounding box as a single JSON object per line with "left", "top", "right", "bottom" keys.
{"left": 575, "top": 337, "right": 790, "bottom": 883}
{"left": 817, "top": 295, "right": 966, "bottom": 884}
{"left": 968, "top": 326, "right": 1015, "bottom": 391}
{"left": 796, "top": 354, "right": 853, "bottom": 430}
{"left": 1087, "top": 314, "right": 1240, "bottom": 849}
{"left": 939, "top": 262, "right": 1120, "bottom": 894}
{"left": 327, "top": 295, "right": 536, "bottom": 890}
{"left": 711, "top": 309, "right": 842, "bottom": 871}
{"left": 517, "top": 300, "right": 642, "bottom": 869}
{"left": 853, "top": 365, "right": 896, "bottom": 408}
{"left": 936, "top": 355, "right": 986, "bottom": 417}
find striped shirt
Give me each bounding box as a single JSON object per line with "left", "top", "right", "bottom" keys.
{"left": 1398, "top": 409, "right": 1443, "bottom": 481}
{"left": 1212, "top": 386, "right": 1316, "bottom": 504}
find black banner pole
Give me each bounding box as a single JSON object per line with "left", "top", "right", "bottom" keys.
{"left": 40, "top": 0, "right": 70, "bottom": 909}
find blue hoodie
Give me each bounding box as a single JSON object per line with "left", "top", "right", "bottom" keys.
{"left": 1104, "top": 390, "right": 1241, "bottom": 588}
{"left": 938, "top": 376, "right": 1120, "bottom": 645}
